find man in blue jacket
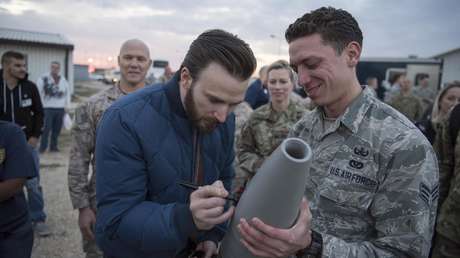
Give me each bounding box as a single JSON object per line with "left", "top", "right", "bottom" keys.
{"left": 95, "top": 29, "right": 257, "bottom": 258}
{"left": 244, "top": 65, "right": 269, "bottom": 110}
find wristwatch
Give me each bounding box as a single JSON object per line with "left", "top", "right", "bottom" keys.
{"left": 296, "top": 230, "right": 323, "bottom": 258}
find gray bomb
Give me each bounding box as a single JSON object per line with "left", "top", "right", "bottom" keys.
{"left": 219, "top": 137, "right": 312, "bottom": 258}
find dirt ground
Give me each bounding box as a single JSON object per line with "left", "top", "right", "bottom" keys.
{"left": 31, "top": 81, "right": 109, "bottom": 258}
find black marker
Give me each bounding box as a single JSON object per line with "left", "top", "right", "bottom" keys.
{"left": 178, "top": 180, "right": 239, "bottom": 204}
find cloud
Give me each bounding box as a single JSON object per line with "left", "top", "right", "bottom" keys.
{"left": 0, "top": 0, "right": 459, "bottom": 69}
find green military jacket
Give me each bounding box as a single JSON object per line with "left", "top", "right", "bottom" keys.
{"left": 390, "top": 93, "right": 423, "bottom": 122}
{"left": 435, "top": 117, "right": 460, "bottom": 243}
{"left": 237, "top": 101, "right": 306, "bottom": 180}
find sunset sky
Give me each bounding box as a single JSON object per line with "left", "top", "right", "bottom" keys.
{"left": 1, "top": 0, "right": 459, "bottom": 70}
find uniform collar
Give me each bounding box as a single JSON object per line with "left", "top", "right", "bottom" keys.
{"left": 311, "top": 86, "right": 373, "bottom": 137}
{"left": 338, "top": 86, "right": 373, "bottom": 134}
{"left": 107, "top": 83, "right": 127, "bottom": 101}
{"left": 265, "top": 101, "right": 297, "bottom": 122}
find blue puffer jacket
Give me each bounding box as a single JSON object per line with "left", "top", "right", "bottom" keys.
{"left": 244, "top": 78, "right": 269, "bottom": 110}
{"left": 95, "top": 75, "right": 235, "bottom": 258}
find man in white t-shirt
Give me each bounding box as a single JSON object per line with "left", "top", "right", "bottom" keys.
{"left": 37, "top": 61, "right": 70, "bottom": 153}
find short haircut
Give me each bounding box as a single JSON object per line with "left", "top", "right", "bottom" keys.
{"left": 51, "top": 61, "right": 60, "bottom": 66}
{"left": 259, "top": 65, "right": 268, "bottom": 77}
{"left": 419, "top": 73, "right": 429, "bottom": 80}
{"left": 1, "top": 51, "right": 25, "bottom": 66}
{"left": 389, "top": 73, "right": 405, "bottom": 85}
{"left": 416, "top": 73, "right": 429, "bottom": 85}
{"left": 181, "top": 29, "right": 257, "bottom": 82}
{"left": 266, "top": 60, "right": 295, "bottom": 83}
{"left": 285, "top": 7, "right": 363, "bottom": 54}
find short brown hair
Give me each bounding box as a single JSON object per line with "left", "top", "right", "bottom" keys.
{"left": 285, "top": 7, "right": 363, "bottom": 54}
{"left": 181, "top": 29, "right": 257, "bottom": 82}
{"left": 1, "top": 51, "right": 25, "bottom": 66}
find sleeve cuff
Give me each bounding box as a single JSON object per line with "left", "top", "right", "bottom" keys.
{"left": 173, "top": 203, "right": 200, "bottom": 242}
{"left": 72, "top": 199, "right": 90, "bottom": 210}
{"left": 199, "top": 227, "right": 225, "bottom": 246}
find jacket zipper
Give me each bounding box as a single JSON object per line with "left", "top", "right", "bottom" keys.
{"left": 191, "top": 129, "right": 199, "bottom": 184}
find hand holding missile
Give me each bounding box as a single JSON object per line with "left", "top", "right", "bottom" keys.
{"left": 237, "top": 198, "right": 312, "bottom": 258}
{"left": 189, "top": 180, "right": 235, "bottom": 230}
{"left": 218, "top": 138, "right": 312, "bottom": 258}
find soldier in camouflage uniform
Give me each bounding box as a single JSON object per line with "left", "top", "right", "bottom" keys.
{"left": 67, "top": 39, "right": 152, "bottom": 258}
{"left": 390, "top": 78, "right": 423, "bottom": 122}
{"left": 232, "top": 101, "right": 253, "bottom": 193}
{"left": 237, "top": 60, "right": 305, "bottom": 185}
{"left": 432, "top": 104, "right": 460, "bottom": 258}
{"left": 413, "top": 74, "right": 436, "bottom": 114}
{"left": 237, "top": 7, "right": 438, "bottom": 258}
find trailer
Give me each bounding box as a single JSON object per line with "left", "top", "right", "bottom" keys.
{"left": 356, "top": 57, "right": 443, "bottom": 100}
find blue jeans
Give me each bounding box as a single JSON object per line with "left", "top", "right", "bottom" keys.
{"left": 25, "top": 148, "right": 47, "bottom": 222}
{"left": 40, "top": 108, "right": 65, "bottom": 151}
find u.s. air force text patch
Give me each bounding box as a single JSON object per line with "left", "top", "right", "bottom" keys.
{"left": 329, "top": 166, "right": 377, "bottom": 188}
{"left": 419, "top": 182, "right": 439, "bottom": 207}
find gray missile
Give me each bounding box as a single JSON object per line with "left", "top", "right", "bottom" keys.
{"left": 219, "top": 137, "right": 312, "bottom": 258}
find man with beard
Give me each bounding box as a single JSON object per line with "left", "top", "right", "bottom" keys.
{"left": 0, "top": 51, "right": 49, "bottom": 237}
{"left": 68, "top": 39, "right": 152, "bottom": 258}
{"left": 95, "top": 29, "right": 256, "bottom": 258}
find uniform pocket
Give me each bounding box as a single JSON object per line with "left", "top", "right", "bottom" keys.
{"left": 319, "top": 186, "right": 374, "bottom": 210}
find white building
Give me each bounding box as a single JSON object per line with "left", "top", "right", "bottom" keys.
{"left": 0, "top": 27, "right": 74, "bottom": 94}
{"left": 433, "top": 47, "right": 460, "bottom": 87}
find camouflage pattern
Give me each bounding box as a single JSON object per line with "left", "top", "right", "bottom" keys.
{"left": 231, "top": 102, "right": 253, "bottom": 193}
{"left": 290, "top": 92, "right": 314, "bottom": 110}
{"left": 432, "top": 118, "right": 454, "bottom": 206}
{"left": 82, "top": 237, "right": 103, "bottom": 258}
{"left": 432, "top": 117, "right": 460, "bottom": 258}
{"left": 68, "top": 85, "right": 125, "bottom": 257}
{"left": 413, "top": 86, "right": 437, "bottom": 113}
{"left": 390, "top": 93, "right": 423, "bottom": 122}
{"left": 290, "top": 87, "right": 438, "bottom": 258}
{"left": 234, "top": 102, "right": 253, "bottom": 144}
{"left": 237, "top": 100, "right": 306, "bottom": 182}
{"left": 68, "top": 85, "right": 125, "bottom": 210}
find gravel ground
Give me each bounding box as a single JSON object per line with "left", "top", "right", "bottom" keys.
{"left": 32, "top": 130, "right": 84, "bottom": 258}
{"left": 31, "top": 80, "right": 108, "bottom": 258}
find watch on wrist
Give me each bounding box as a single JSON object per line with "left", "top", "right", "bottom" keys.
{"left": 296, "top": 230, "right": 323, "bottom": 258}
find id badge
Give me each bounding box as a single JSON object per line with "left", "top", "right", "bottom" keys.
{"left": 21, "top": 98, "right": 32, "bottom": 107}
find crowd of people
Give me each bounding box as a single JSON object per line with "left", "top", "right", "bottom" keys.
{"left": 1, "top": 51, "right": 71, "bottom": 250}
{"left": 0, "top": 6, "right": 459, "bottom": 258}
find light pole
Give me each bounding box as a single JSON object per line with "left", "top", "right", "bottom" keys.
{"left": 269, "top": 34, "right": 281, "bottom": 56}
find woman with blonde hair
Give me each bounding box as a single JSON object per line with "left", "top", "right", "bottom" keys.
{"left": 236, "top": 60, "right": 306, "bottom": 185}
{"left": 416, "top": 81, "right": 460, "bottom": 144}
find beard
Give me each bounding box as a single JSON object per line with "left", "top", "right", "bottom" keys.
{"left": 184, "top": 85, "right": 219, "bottom": 134}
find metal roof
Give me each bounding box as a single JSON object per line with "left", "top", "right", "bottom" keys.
{"left": 0, "top": 27, "right": 74, "bottom": 50}
{"left": 360, "top": 57, "right": 442, "bottom": 64}
{"left": 432, "top": 47, "right": 460, "bottom": 58}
